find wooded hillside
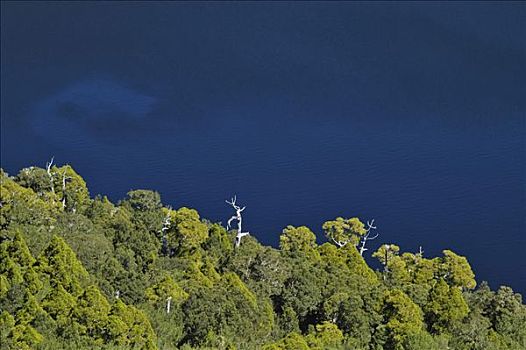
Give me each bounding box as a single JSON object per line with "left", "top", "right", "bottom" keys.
{"left": 1, "top": 163, "right": 525, "bottom": 349}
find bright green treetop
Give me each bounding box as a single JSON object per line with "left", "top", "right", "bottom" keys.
{"left": 322, "top": 217, "right": 366, "bottom": 248}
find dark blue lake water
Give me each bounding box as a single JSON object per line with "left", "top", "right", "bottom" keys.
{"left": 1, "top": 2, "right": 525, "bottom": 294}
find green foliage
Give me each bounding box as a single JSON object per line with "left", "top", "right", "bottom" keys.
{"left": 182, "top": 272, "right": 273, "bottom": 348}
{"left": 440, "top": 249, "right": 477, "bottom": 290}
{"left": 121, "top": 189, "right": 162, "bottom": 212}
{"left": 424, "top": 279, "right": 469, "bottom": 334}
{"left": 382, "top": 289, "right": 424, "bottom": 349}
{"left": 322, "top": 217, "right": 366, "bottom": 247}
{"left": 280, "top": 225, "right": 318, "bottom": 257}
{"left": 166, "top": 207, "right": 209, "bottom": 255}
{"left": 202, "top": 222, "right": 234, "bottom": 264}
{"left": 263, "top": 332, "right": 310, "bottom": 350}
{"left": 321, "top": 291, "right": 382, "bottom": 348}
{"left": 123, "top": 190, "right": 165, "bottom": 243}
{"left": 1, "top": 170, "right": 58, "bottom": 230}
{"left": 279, "top": 255, "right": 325, "bottom": 324}
{"left": 0, "top": 310, "right": 43, "bottom": 350}
{"left": 401, "top": 331, "right": 441, "bottom": 350}
{"left": 37, "top": 235, "right": 91, "bottom": 296}
{"left": 110, "top": 300, "right": 157, "bottom": 349}
{"left": 1, "top": 162, "right": 524, "bottom": 349}
{"left": 54, "top": 165, "right": 91, "bottom": 213}
{"left": 145, "top": 275, "right": 188, "bottom": 309}
{"left": 0, "top": 229, "right": 157, "bottom": 349}
{"left": 305, "top": 321, "right": 344, "bottom": 349}
{"left": 13, "top": 164, "right": 91, "bottom": 214}
{"left": 226, "top": 235, "right": 289, "bottom": 298}
{"left": 15, "top": 167, "right": 54, "bottom": 196}
{"left": 372, "top": 243, "right": 400, "bottom": 267}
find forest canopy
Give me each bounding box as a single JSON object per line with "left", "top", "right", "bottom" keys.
{"left": 1, "top": 162, "right": 525, "bottom": 350}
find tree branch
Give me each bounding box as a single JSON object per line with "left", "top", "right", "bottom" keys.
{"left": 226, "top": 195, "right": 250, "bottom": 247}
{"left": 46, "top": 157, "right": 55, "bottom": 195}
{"left": 359, "top": 219, "right": 379, "bottom": 256}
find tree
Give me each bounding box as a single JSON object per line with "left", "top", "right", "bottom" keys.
{"left": 110, "top": 300, "right": 158, "bottom": 349}
{"left": 439, "top": 250, "right": 476, "bottom": 290}
{"left": 321, "top": 292, "right": 380, "bottom": 347}
{"left": 74, "top": 286, "right": 112, "bottom": 344}
{"left": 0, "top": 311, "right": 43, "bottom": 350}
{"left": 165, "top": 207, "right": 208, "bottom": 255}
{"left": 382, "top": 289, "right": 424, "bottom": 349}
{"left": 262, "top": 332, "right": 310, "bottom": 350}
{"left": 372, "top": 243, "right": 400, "bottom": 269}
{"left": 51, "top": 165, "right": 91, "bottom": 214}
{"left": 120, "top": 189, "right": 165, "bottom": 237}
{"left": 279, "top": 225, "right": 318, "bottom": 257}
{"left": 121, "top": 189, "right": 162, "bottom": 212}
{"left": 145, "top": 275, "right": 188, "bottom": 313}
{"left": 202, "top": 222, "right": 234, "bottom": 265}
{"left": 486, "top": 286, "right": 526, "bottom": 348}
{"left": 1, "top": 170, "right": 58, "bottom": 230}
{"left": 15, "top": 166, "right": 54, "bottom": 197}
{"left": 226, "top": 236, "right": 289, "bottom": 298}
{"left": 279, "top": 256, "right": 325, "bottom": 327}
{"left": 322, "top": 217, "right": 366, "bottom": 248}
{"left": 182, "top": 272, "right": 274, "bottom": 348}
{"left": 225, "top": 195, "right": 250, "bottom": 247}
{"left": 358, "top": 219, "right": 379, "bottom": 256}
{"left": 305, "top": 321, "right": 344, "bottom": 349}
{"left": 424, "top": 279, "right": 469, "bottom": 334}
{"left": 36, "top": 235, "right": 90, "bottom": 297}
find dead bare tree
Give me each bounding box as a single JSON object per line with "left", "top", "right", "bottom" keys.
{"left": 166, "top": 296, "right": 172, "bottom": 314}
{"left": 61, "top": 169, "right": 72, "bottom": 210}
{"left": 359, "top": 219, "right": 379, "bottom": 256}
{"left": 159, "top": 208, "right": 172, "bottom": 254}
{"left": 331, "top": 236, "right": 350, "bottom": 248}
{"left": 382, "top": 244, "right": 392, "bottom": 278}
{"left": 225, "top": 195, "right": 249, "bottom": 247}
{"left": 46, "top": 157, "right": 55, "bottom": 195}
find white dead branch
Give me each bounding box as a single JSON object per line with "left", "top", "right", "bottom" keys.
{"left": 166, "top": 296, "right": 172, "bottom": 314}
{"left": 61, "top": 169, "right": 72, "bottom": 209}
{"left": 46, "top": 157, "right": 55, "bottom": 195}
{"left": 359, "top": 219, "right": 379, "bottom": 256}
{"left": 225, "top": 195, "right": 249, "bottom": 247}
{"left": 159, "top": 208, "right": 171, "bottom": 252}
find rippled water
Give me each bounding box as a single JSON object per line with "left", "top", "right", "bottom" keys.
{"left": 3, "top": 95, "right": 524, "bottom": 294}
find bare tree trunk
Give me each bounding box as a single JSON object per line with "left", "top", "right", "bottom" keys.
{"left": 159, "top": 209, "right": 171, "bottom": 254}
{"left": 46, "top": 157, "right": 55, "bottom": 195}
{"left": 61, "top": 170, "right": 71, "bottom": 210}
{"left": 418, "top": 246, "right": 424, "bottom": 256}
{"left": 359, "top": 219, "right": 379, "bottom": 256}
{"left": 383, "top": 244, "right": 391, "bottom": 280}
{"left": 226, "top": 195, "right": 250, "bottom": 248}
{"left": 166, "top": 297, "right": 172, "bottom": 314}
